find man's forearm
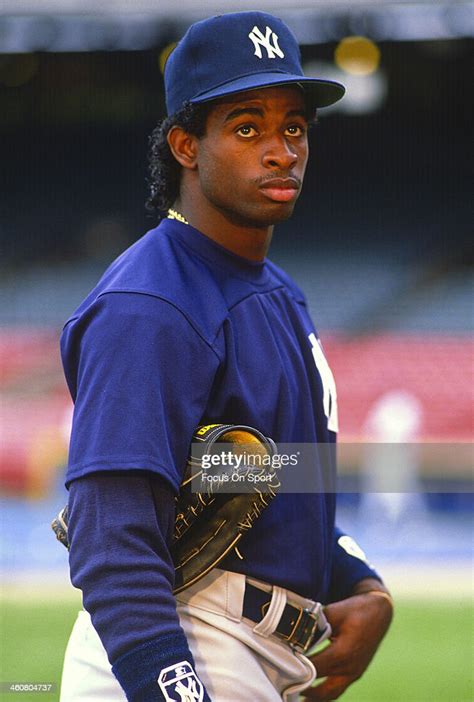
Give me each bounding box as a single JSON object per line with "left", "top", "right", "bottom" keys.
{"left": 67, "top": 472, "right": 211, "bottom": 701}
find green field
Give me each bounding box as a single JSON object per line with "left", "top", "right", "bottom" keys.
{"left": 0, "top": 598, "right": 472, "bottom": 701}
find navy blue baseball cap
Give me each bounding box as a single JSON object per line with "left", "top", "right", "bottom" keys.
{"left": 164, "top": 11, "right": 345, "bottom": 116}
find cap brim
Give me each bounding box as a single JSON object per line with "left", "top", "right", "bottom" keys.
{"left": 189, "top": 72, "right": 345, "bottom": 109}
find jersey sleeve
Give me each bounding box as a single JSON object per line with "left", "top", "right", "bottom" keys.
{"left": 326, "top": 526, "right": 383, "bottom": 602}
{"left": 61, "top": 291, "right": 221, "bottom": 490}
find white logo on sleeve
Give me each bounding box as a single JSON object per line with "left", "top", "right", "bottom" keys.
{"left": 308, "top": 333, "right": 339, "bottom": 433}
{"left": 158, "top": 661, "right": 204, "bottom": 702}
{"left": 338, "top": 535, "right": 369, "bottom": 564}
{"left": 248, "top": 26, "right": 284, "bottom": 59}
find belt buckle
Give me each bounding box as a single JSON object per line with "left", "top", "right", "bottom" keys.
{"left": 286, "top": 604, "right": 320, "bottom": 654}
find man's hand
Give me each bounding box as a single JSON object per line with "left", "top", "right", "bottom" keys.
{"left": 303, "top": 579, "right": 393, "bottom": 701}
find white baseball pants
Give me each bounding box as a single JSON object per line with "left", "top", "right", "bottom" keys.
{"left": 60, "top": 569, "right": 319, "bottom": 702}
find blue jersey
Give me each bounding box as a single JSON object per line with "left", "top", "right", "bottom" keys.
{"left": 62, "top": 218, "right": 339, "bottom": 600}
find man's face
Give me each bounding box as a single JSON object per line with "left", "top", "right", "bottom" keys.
{"left": 194, "top": 86, "right": 310, "bottom": 228}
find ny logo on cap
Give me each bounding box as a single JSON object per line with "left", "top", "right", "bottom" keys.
{"left": 248, "top": 25, "right": 284, "bottom": 59}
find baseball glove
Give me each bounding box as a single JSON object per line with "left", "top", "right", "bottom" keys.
{"left": 52, "top": 423, "right": 279, "bottom": 594}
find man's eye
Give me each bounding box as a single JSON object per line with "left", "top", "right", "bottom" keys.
{"left": 285, "top": 125, "right": 306, "bottom": 137}
{"left": 236, "top": 125, "right": 258, "bottom": 137}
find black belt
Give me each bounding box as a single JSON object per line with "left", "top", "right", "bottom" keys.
{"left": 242, "top": 582, "right": 328, "bottom": 654}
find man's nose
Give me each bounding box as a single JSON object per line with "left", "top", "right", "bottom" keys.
{"left": 262, "top": 135, "right": 298, "bottom": 171}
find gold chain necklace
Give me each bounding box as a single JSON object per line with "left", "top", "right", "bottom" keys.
{"left": 167, "top": 208, "right": 189, "bottom": 225}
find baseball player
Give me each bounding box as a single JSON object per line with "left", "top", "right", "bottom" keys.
{"left": 58, "top": 12, "right": 392, "bottom": 702}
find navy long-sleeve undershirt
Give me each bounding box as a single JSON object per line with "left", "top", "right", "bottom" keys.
{"left": 67, "top": 472, "right": 214, "bottom": 702}
{"left": 68, "top": 471, "right": 182, "bottom": 664}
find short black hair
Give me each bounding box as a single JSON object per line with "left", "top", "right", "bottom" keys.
{"left": 146, "top": 95, "right": 318, "bottom": 216}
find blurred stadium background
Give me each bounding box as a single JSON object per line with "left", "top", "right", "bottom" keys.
{"left": 1, "top": 1, "right": 473, "bottom": 700}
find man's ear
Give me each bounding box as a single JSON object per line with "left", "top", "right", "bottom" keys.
{"left": 167, "top": 126, "right": 199, "bottom": 170}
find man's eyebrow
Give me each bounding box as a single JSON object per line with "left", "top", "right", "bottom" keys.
{"left": 286, "top": 109, "right": 307, "bottom": 119}
{"left": 223, "top": 107, "right": 264, "bottom": 123}
{"left": 223, "top": 107, "right": 308, "bottom": 123}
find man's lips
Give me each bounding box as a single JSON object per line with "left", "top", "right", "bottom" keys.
{"left": 258, "top": 178, "right": 300, "bottom": 203}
